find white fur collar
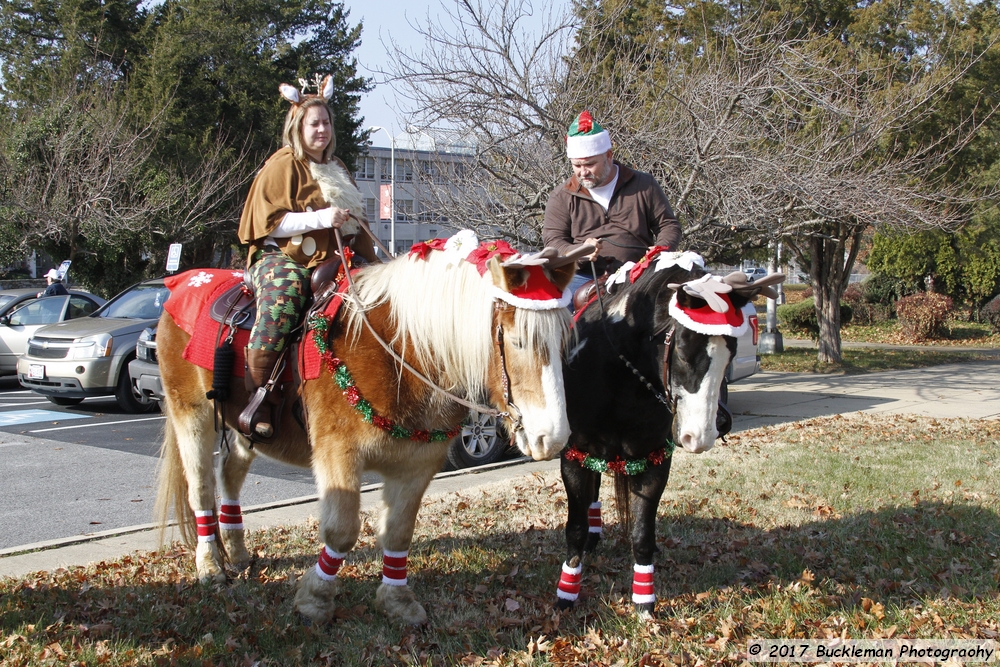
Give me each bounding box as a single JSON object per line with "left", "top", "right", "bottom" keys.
{"left": 309, "top": 160, "right": 364, "bottom": 235}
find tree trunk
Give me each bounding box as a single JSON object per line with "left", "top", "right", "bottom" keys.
{"left": 805, "top": 222, "right": 865, "bottom": 363}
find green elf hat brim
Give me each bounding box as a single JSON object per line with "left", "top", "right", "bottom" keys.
{"left": 566, "top": 110, "right": 612, "bottom": 158}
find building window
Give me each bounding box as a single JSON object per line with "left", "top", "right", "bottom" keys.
{"left": 419, "top": 159, "right": 444, "bottom": 183}
{"left": 396, "top": 160, "right": 414, "bottom": 182}
{"left": 354, "top": 155, "right": 376, "bottom": 180}
{"left": 395, "top": 199, "right": 414, "bottom": 222}
{"left": 365, "top": 198, "right": 377, "bottom": 221}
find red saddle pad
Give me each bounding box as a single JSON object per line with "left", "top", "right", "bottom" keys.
{"left": 164, "top": 268, "right": 346, "bottom": 381}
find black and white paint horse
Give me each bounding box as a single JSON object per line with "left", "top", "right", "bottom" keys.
{"left": 556, "top": 250, "right": 784, "bottom": 615}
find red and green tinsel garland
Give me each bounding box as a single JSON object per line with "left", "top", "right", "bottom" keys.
{"left": 563, "top": 443, "right": 673, "bottom": 476}
{"left": 308, "top": 313, "right": 462, "bottom": 442}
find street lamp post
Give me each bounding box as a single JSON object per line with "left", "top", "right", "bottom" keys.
{"left": 368, "top": 125, "right": 395, "bottom": 256}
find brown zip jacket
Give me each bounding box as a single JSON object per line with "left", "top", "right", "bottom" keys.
{"left": 542, "top": 161, "right": 681, "bottom": 272}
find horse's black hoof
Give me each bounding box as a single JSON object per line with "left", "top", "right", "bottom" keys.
{"left": 634, "top": 602, "right": 655, "bottom": 617}
{"left": 556, "top": 598, "right": 575, "bottom": 610}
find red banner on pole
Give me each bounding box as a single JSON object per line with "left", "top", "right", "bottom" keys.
{"left": 379, "top": 185, "right": 392, "bottom": 220}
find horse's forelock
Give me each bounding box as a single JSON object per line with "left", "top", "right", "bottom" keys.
{"left": 514, "top": 302, "right": 573, "bottom": 365}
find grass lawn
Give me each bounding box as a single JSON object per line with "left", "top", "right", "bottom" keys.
{"left": 760, "top": 347, "right": 1000, "bottom": 374}
{"left": 2, "top": 416, "right": 998, "bottom": 666}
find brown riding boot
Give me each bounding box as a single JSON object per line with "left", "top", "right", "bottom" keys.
{"left": 240, "top": 348, "right": 283, "bottom": 439}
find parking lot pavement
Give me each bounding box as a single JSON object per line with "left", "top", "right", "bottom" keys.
{"left": 0, "top": 430, "right": 318, "bottom": 551}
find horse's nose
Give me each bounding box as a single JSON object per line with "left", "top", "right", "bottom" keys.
{"left": 678, "top": 430, "right": 716, "bottom": 454}
{"left": 529, "top": 434, "right": 563, "bottom": 461}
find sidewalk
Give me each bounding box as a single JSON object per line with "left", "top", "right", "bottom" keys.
{"left": 4, "top": 358, "right": 999, "bottom": 580}
{"left": 783, "top": 337, "right": 1000, "bottom": 354}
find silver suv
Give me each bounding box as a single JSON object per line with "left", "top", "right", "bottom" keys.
{"left": 17, "top": 279, "right": 169, "bottom": 411}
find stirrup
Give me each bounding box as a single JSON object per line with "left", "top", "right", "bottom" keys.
{"left": 238, "top": 388, "right": 275, "bottom": 439}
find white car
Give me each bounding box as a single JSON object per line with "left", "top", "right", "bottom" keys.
{"left": 17, "top": 279, "right": 167, "bottom": 411}
{"left": 0, "top": 291, "right": 105, "bottom": 375}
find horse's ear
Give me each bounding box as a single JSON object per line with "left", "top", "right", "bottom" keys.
{"left": 488, "top": 255, "right": 528, "bottom": 292}
{"left": 279, "top": 83, "right": 301, "bottom": 104}
{"left": 544, "top": 263, "right": 575, "bottom": 292}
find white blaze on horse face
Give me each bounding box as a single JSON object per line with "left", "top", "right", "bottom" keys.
{"left": 674, "top": 337, "right": 730, "bottom": 454}
{"left": 511, "top": 335, "right": 570, "bottom": 461}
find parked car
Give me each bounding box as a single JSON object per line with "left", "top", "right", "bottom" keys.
{"left": 17, "top": 279, "right": 169, "bottom": 411}
{"left": 744, "top": 266, "right": 768, "bottom": 280}
{"left": 0, "top": 290, "right": 106, "bottom": 375}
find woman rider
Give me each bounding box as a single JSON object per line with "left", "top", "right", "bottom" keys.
{"left": 238, "top": 75, "right": 376, "bottom": 439}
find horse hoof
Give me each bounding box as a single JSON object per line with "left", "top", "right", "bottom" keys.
{"left": 294, "top": 567, "right": 341, "bottom": 625}
{"left": 376, "top": 584, "right": 428, "bottom": 625}
{"left": 220, "top": 532, "right": 252, "bottom": 568}
{"left": 634, "top": 601, "right": 655, "bottom": 618}
{"left": 195, "top": 542, "right": 227, "bottom": 584}
{"left": 197, "top": 571, "right": 227, "bottom": 585}
{"left": 556, "top": 598, "right": 575, "bottom": 611}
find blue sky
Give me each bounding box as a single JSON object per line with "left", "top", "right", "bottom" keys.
{"left": 346, "top": 0, "right": 571, "bottom": 146}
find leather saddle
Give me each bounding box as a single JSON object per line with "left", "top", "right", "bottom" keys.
{"left": 205, "top": 251, "right": 354, "bottom": 442}
{"left": 208, "top": 251, "right": 350, "bottom": 330}
{"left": 572, "top": 274, "right": 610, "bottom": 312}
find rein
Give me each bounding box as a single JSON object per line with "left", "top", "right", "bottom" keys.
{"left": 331, "top": 228, "right": 524, "bottom": 434}
{"left": 589, "top": 263, "right": 675, "bottom": 410}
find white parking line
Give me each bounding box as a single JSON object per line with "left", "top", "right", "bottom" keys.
{"left": 0, "top": 401, "right": 56, "bottom": 407}
{"left": 29, "top": 416, "right": 167, "bottom": 433}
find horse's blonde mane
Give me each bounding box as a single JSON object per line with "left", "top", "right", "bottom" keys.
{"left": 344, "top": 251, "right": 571, "bottom": 399}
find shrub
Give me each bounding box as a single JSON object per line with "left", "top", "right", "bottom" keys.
{"left": 980, "top": 294, "right": 1000, "bottom": 334}
{"left": 843, "top": 283, "right": 892, "bottom": 325}
{"left": 777, "top": 297, "right": 853, "bottom": 338}
{"left": 895, "top": 292, "right": 953, "bottom": 341}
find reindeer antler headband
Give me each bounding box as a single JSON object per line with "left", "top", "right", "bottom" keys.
{"left": 278, "top": 74, "right": 334, "bottom": 106}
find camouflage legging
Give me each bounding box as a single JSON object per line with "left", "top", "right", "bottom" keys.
{"left": 247, "top": 249, "right": 312, "bottom": 352}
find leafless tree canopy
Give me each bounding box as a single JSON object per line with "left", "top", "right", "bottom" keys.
{"left": 389, "top": 0, "right": 992, "bottom": 361}
{"left": 6, "top": 84, "right": 251, "bottom": 263}
{"left": 386, "top": 0, "right": 578, "bottom": 245}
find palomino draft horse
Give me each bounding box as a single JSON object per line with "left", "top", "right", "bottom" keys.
{"left": 156, "top": 235, "right": 577, "bottom": 625}
{"left": 555, "top": 250, "right": 784, "bottom": 615}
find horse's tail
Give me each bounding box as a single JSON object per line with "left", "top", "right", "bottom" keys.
{"left": 154, "top": 415, "right": 196, "bottom": 548}
{"left": 613, "top": 474, "right": 633, "bottom": 541}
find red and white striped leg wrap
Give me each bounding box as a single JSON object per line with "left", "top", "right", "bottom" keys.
{"left": 588, "top": 501, "right": 603, "bottom": 534}
{"left": 194, "top": 510, "right": 217, "bottom": 543}
{"left": 556, "top": 561, "right": 583, "bottom": 602}
{"left": 315, "top": 546, "right": 347, "bottom": 582}
{"left": 632, "top": 563, "right": 655, "bottom": 606}
{"left": 219, "top": 499, "right": 243, "bottom": 531}
{"left": 382, "top": 550, "right": 408, "bottom": 587}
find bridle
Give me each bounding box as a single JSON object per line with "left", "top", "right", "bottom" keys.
{"left": 332, "top": 228, "right": 526, "bottom": 435}
{"left": 588, "top": 264, "right": 676, "bottom": 412}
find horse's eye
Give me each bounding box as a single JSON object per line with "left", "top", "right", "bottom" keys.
{"left": 507, "top": 336, "right": 525, "bottom": 350}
